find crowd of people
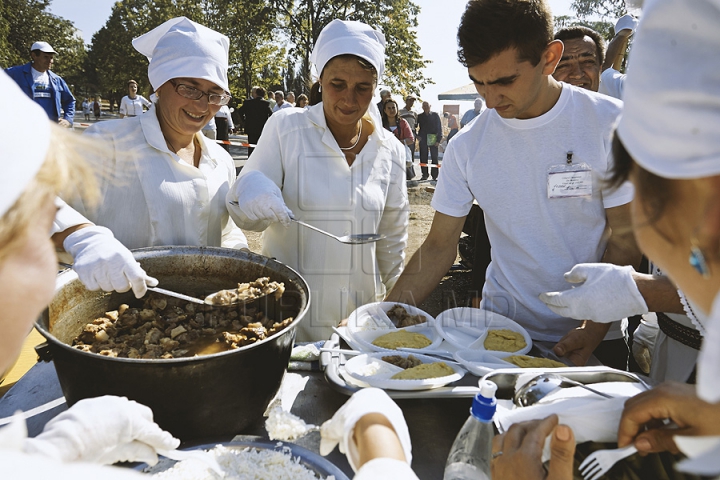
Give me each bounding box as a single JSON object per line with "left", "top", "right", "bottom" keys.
{"left": 2, "top": 0, "right": 720, "bottom": 478}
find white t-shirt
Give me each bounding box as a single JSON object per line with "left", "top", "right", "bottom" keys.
{"left": 272, "top": 102, "right": 293, "bottom": 113}
{"left": 119, "top": 95, "right": 151, "bottom": 117}
{"left": 432, "top": 85, "right": 633, "bottom": 342}
{"left": 598, "top": 68, "right": 626, "bottom": 99}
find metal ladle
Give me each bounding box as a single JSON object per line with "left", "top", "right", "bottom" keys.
{"left": 514, "top": 373, "right": 614, "bottom": 407}
{"left": 227, "top": 201, "right": 384, "bottom": 244}
{"left": 148, "top": 285, "right": 279, "bottom": 307}
{"left": 291, "top": 218, "right": 385, "bottom": 244}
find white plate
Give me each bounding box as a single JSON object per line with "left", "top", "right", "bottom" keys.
{"left": 350, "top": 324, "right": 444, "bottom": 353}
{"left": 347, "top": 302, "right": 434, "bottom": 336}
{"left": 453, "top": 350, "right": 519, "bottom": 375}
{"left": 435, "top": 308, "right": 532, "bottom": 355}
{"left": 344, "top": 352, "right": 465, "bottom": 391}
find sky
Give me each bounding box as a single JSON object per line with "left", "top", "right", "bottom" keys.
{"left": 47, "top": 0, "right": 575, "bottom": 110}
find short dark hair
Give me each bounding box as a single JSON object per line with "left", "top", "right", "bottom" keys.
{"left": 458, "top": 0, "right": 554, "bottom": 67}
{"left": 255, "top": 86, "right": 266, "bottom": 98}
{"left": 128, "top": 79, "right": 138, "bottom": 86}
{"left": 554, "top": 26, "right": 605, "bottom": 67}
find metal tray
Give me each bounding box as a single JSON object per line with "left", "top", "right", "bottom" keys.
{"left": 321, "top": 334, "right": 652, "bottom": 400}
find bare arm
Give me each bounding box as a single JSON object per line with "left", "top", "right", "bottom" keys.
{"left": 385, "top": 211, "right": 465, "bottom": 306}
{"left": 634, "top": 273, "right": 685, "bottom": 314}
{"left": 602, "top": 31, "right": 631, "bottom": 72}
{"left": 354, "top": 413, "right": 407, "bottom": 468}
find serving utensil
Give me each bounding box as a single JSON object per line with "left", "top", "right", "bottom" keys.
{"left": 291, "top": 218, "right": 385, "bottom": 244}
{"left": 514, "top": 373, "right": 614, "bottom": 407}
{"left": 146, "top": 285, "right": 279, "bottom": 307}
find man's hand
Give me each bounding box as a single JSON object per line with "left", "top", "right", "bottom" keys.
{"left": 553, "top": 320, "right": 610, "bottom": 366}
{"left": 58, "top": 118, "right": 72, "bottom": 128}
{"left": 492, "top": 415, "right": 576, "bottom": 480}
{"left": 618, "top": 383, "right": 720, "bottom": 454}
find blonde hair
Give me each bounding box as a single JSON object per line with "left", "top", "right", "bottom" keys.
{"left": 0, "top": 124, "right": 99, "bottom": 262}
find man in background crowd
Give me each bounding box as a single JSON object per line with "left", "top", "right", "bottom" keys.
{"left": 417, "top": 101, "right": 442, "bottom": 181}
{"left": 5, "top": 41, "right": 75, "bottom": 127}
{"left": 399, "top": 94, "right": 419, "bottom": 180}
{"left": 272, "top": 90, "right": 292, "bottom": 113}
{"left": 237, "top": 86, "right": 273, "bottom": 156}
{"left": 460, "top": 97, "right": 485, "bottom": 128}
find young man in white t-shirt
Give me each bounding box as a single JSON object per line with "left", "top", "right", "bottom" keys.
{"left": 385, "top": 0, "right": 640, "bottom": 369}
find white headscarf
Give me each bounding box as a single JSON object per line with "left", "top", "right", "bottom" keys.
{"left": 616, "top": 0, "right": 720, "bottom": 179}
{"left": 132, "top": 17, "right": 230, "bottom": 93}
{"left": 310, "top": 19, "right": 386, "bottom": 80}
{"left": 0, "top": 71, "right": 50, "bottom": 218}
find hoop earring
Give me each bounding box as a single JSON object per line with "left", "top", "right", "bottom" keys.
{"left": 689, "top": 238, "right": 711, "bottom": 278}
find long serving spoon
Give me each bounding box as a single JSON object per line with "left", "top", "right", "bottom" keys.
{"left": 227, "top": 201, "right": 385, "bottom": 245}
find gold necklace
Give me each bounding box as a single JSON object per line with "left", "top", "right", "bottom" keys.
{"left": 339, "top": 120, "right": 363, "bottom": 151}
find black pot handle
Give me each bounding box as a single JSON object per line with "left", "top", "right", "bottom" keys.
{"left": 35, "top": 342, "right": 53, "bottom": 362}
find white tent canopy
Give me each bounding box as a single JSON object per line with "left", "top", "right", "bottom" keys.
{"left": 437, "top": 83, "right": 480, "bottom": 101}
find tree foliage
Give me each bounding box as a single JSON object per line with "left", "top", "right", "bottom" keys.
{"left": 571, "top": 0, "right": 627, "bottom": 21}
{"left": 1, "top": 0, "right": 86, "bottom": 88}
{"left": 4, "top": 0, "right": 429, "bottom": 103}
{"left": 271, "top": 0, "right": 431, "bottom": 97}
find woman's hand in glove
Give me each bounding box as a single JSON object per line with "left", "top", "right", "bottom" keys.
{"left": 63, "top": 226, "right": 157, "bottom": 298}
{"left": 539, "top": 263, "right": 648, "bottom": 323}
{"left": 229, "top": 170, "right": 293, "bottom": 227}
{"left": 24, "top": 396, "right": 179, "bottom": 465}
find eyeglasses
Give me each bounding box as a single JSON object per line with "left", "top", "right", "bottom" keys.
{"left": 169, "top": 79, "right": 231, "bottom": 106}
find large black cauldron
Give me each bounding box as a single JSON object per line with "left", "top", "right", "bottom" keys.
{"left": 36, "top": 247, "right": 309, "bottom": 441}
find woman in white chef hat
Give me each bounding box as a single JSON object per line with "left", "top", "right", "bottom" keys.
{"left": 0, "top": 70, "right": 178, "bottom": 478}
{"left": 492, "top": 0, "right": 720, "bottom": 478}
{"left": 68, "top": 17, "right": 247, "bottom": 253}
{"left": 227, "top": 19, "right": 409, "bottom": 342}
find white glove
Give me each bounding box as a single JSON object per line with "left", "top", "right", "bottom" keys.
{"left": 632, "top": 318, "right": 659, "bottom": 374}
{"left": 539, "top": 263, "right": 649, "bottom": 323}
{"left": 232, "top": 170, "right": 293, "bottom": 227}
{"left": 24, "top": 396, "right": 179, "bottom": 465}
{"left": 615, "top": 14, "right": 639, "bottom": 35}
{"left": 320, "top": 388, "right": 412, "bottom": 472}
{"left": 63, "top": 226, "right": 157, "bottom": 298}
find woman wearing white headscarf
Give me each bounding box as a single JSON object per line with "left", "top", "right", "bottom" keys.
{"left": 70, "top": 17, "right": 247, "bottom": 252}
{"left": 227, "top": 19, "right": 409, "bottom": 342}
{"left": 0, "top": 70, "right": 178, "bottom": 479}
{"left": 492, "top": 1, "right": 720, "bottom": 478}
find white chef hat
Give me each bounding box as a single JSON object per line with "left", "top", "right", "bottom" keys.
{"left": 616, "top": 0, "right": 720, "bottom": 179}
{"left": 0, "top": 70, "right": 50, "bottom": 218}
{"left": 310, "top": 19, "right": 386, "bottom": 80}
{"left": 132, "top": 17, "right": 230, "bottom": 93}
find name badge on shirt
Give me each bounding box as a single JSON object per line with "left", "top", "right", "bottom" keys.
{"left": 34, "top": 84, "right": 51, "bottom": 99}
{"left": 547, "top": 154, "right": 592, "bottom": 199}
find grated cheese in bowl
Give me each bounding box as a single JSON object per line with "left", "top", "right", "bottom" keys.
{"left": 149, "top": 444, "right": 335, "bottom": 480}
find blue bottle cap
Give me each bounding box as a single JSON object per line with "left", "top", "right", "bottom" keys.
{"left": 471, "top": 380, "right": 498, "bottom": 421}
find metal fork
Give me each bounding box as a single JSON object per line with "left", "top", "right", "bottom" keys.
{"left": 579, "top": 445, "right": 638, "bottom": 480}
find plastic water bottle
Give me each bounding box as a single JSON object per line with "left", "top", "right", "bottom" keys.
{"left": 443, "top": 380, "right": 498, "bottom": 480}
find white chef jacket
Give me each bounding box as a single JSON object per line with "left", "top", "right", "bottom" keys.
{"left": 0, "top": 414, "right": 142, "bottom": 479}
{"left": 119, "top": 95, "right": 151, "bottom": 118}
{"left": 77, "top": 105, "right": 247, "bottom": 250}
{"left": 227, "top": 104, "right": 409, "bottom": 341}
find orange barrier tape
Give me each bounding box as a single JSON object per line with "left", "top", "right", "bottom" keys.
{"left": 417, "top": 163, "right": 441, "bottom": 168}
{"left": 215, "top": 139, "right": 256, "bottom": 147}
